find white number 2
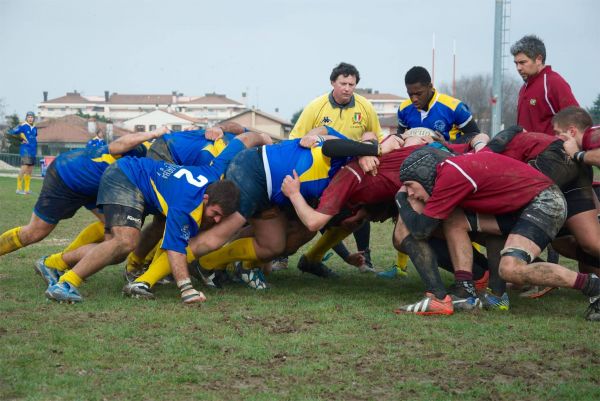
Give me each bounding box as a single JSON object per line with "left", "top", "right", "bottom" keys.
{"left": 174, "top": 168, "right": 209, "bottom": 188}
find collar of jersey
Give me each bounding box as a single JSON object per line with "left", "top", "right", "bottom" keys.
{"left": 328, "top": 91, "right": 355, "bottom": 110}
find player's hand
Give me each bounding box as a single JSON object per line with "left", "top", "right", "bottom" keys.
{"left": 205, "top": 126, "right": 224, "bottom": 141}
{"left": 281, "top": 169, "right": 301, "bottom": 197}
{"left": 358, "top": 155, "right": 379, "bottom": 175}
{"left": 381, "top": 135, "right": 402, "bottom": 154}
{"left": 299, "top": 135, "right": 322, "bottom": 148}
{"left": 153, "top": 125, "right": 170, "bottom": 138}
{"left": 561, "top": 137, "right": 579, "bottom": 158}
{"left": 344, "top": 252, "right": 366, "bottom": 267}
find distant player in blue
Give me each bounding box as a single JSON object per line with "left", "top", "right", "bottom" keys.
{"left": 8, "top": 111, "right": 37, "bottom": 194}
{"left": 397, "top": 66, "right": 480, "bottom": 143}
{"left": 0, "top": 127, "right": 167, "bottom": 262}
{"left": 86, "top": 130, "right": 106, "bottom": 149}
{"left": 44, "top": 131, "right": 268, "bottom": 304}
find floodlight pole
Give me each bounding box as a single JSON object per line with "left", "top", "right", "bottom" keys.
{"left": 491, "top": 0, "right": 504, "bottom": 136}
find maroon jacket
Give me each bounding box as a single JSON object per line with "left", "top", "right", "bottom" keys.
{"left": 517, "top": 65, "right": 579, "bottom": 136}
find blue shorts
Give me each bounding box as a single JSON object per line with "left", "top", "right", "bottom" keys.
{"left": 225, "top": 147, "right": 271, "bottom": 219}
{"left": 34, "top": 163, "right": 97, "bottom": 225}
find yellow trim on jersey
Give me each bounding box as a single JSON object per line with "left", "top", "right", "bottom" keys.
{"left": 290, "top": 92, "right": 382, "bottom": 141}
{"left": 150, "top": 178, "right": 168, "bottom": 214}
{"left": 202, "top": 138, "right": 227, "bottom": 158}
{"left": 91, "top": 154, "right": 118, "bottom": 164}
{"left": 298, "top": 148, "right": 331, "bottom": 183}
{"left": 399, "top": 98, "right": 412, "bottom": 111}
{"left": 189, "top": 203, "right": 204, "bottom": 225}
{"left": 436, "top": 92, "right": 461, "bottom": 111}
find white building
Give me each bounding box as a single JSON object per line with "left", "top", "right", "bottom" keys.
{"left": 121, "top": 109, "right": 205, "bottom": 132}
{"left": 356, "top": 88, "right": 405, "bottom": 118}
{"left": 37, "top": 91, "right": 247, "bottom": 128}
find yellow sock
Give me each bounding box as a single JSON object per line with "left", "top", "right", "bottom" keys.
{"left": 17, "top": 176, "right": 23, "bottom": 191}
{"left": 472, "top": 242, "right": 484, "bottom": 253}
{"left": 126, "top": 252, "right": 146, "bottom": 272}
{"left": 0, "top": 227, "right": 23, "bottom": 256}
{"left": 143, "top": 243, "right": 160, "bottom": 266}
{"left": 199, "top": 237, "right": 258, "bottom": 270}
{"left": 136, "top": 248, "right": 171, "bottom": 287}
{"left": 59, "top": 270, "right": 83, "bottom": 287}
{"left": 396, "top": 252, "right": 409, "bottom": 269}
{"left": 63, "top": 221, "right": 105, "bottom": 253}
{"left": 24, "top": 175, "right": 31, "bottom": 192}
{"left": 242, "top": 261, "right": 257, "bottom": 269}
{"left": 44, "top": 253, "right": 70, "bottom": 271}
{"left": 305, "top": 227, "right": 352, "bottom": 263}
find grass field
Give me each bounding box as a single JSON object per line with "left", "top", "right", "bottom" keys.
{"left": 1, "top": 176, "right": 599, "bottom": 401}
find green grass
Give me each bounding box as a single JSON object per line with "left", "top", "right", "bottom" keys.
{"left": 1, "top": 176, "right": 599, "bottom": 401}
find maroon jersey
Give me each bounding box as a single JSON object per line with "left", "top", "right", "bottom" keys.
{"left": 500, "top": 130, "right": 560, "bottom": 161}
{"left": 423, "top": 152, "right": 553, "bottom": 219}
{"left": 582, "top": 126, "right": 600, "bottom": 151}
{"left": 517, "top": 66, "right": 579, "bottom": 136}
{"left": 316, "top": 142, "right": 471, "bottom": 215}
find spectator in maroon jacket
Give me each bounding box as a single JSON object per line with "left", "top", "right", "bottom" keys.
{"left": 511, "top": 35, "right": 579, "bottom": 136}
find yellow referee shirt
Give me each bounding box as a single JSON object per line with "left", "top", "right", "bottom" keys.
{"left": 290, "top": 92, "right": 383, "bottom": 141}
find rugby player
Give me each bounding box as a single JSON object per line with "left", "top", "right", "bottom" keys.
{"left": 0, "top": 127, "right": 167, "bottom": 262}
{"left": 394, "top": 147, "right": 600, "bottom": 320}
{"left": 44, "top": 131, "right": 267, "bottom": 304}
{"left": 7, "top": 111, "right": 37, "bottom": 195}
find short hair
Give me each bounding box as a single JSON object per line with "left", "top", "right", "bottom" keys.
{"left": 330, "top": 62, "right": 360, "bottom": 84}
{"left": 510, "top": 35, "right": 546, "bottom": 64}
{"left": 552, "top": 106, "right": 593, "bottom": 131}
{"left": 205, "top": 179, "right": 240, "bottom": 217}
{"left": 405, "top": 66, "right": 432, "bottom": 86}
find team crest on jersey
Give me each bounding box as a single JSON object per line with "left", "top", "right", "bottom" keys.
{"left": 433, "top": 120, "right": 447, "bottom": 133}
{"left": 320, "top": 116, "right": 332, "bottom": 124}
{"left": 530, "top": 98, "right": 537, "bottom": 106}
{"left": 353, "top": 113, "right": 362, "bottom": 123}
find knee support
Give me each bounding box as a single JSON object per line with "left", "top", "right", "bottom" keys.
{"left": 500, "top": 247, "right": 534, "bottom": 264}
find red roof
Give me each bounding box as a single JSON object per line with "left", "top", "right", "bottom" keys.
{"left": 44, "top": 92, "right": 90, "bottom": 104}
{"left": 36, "top": 115, "right": 133, "bottom": 143}
{"left": 183, "top": 93, "right": 243, "bottom": 105}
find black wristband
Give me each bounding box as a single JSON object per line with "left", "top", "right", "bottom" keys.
{"left": 573, "top": 151, "right": 586, "bottom": 163}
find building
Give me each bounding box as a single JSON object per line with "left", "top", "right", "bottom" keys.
{"left": 220, "top": 109, "right": 292, "bottom": 141}
{"left": 122, "top": 109, "right": 205, "bottom": 132}
{"left": 356, "top": 88, "right": 405, "bottom": 118}
{"left": 35, "top": 114, "right": 133, "bottom": 155}
{"left": 37, "top": 91, "right": 247, "bottom": 128}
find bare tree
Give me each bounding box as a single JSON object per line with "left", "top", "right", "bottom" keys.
{"left": 439, "top": 74, "right": 521, "bottom": 135}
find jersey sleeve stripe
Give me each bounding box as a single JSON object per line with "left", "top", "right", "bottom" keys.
{"left": 457, "top": 115, "right": 473, "bottom": 129}
{"left": 262, "top": 146, "right": 273, "bottom": 200}
{"left": 543, "top": 73, "right": 557, "bottom": 115}
{"left": 445, "top": 160, "right": 478, "bottom": 193}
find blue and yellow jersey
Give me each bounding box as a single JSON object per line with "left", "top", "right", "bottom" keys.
{"left": 86, "top": 137, "right": 106, "bottom": 149}
{"left": 163, "top": 129, "right": 236, "bottom": 166}
{"left": 264, "top": 128, "right": 350, "bottom": 205}
{"left": 290, "top": 92, "right": 383, "bottom": 141}
{"left": 9, "top": 123, "right": 37, "bottom": 157}
{"left": 397, "top": 89, "right": 473, "bottom": 141}
{"left": 55, "top": 144, "right": 147, "bottom": 197}
{"left": 117, "top": 137, "right": 246, "bottom": 253}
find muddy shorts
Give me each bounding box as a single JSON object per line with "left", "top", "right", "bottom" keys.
{"left": 147, "top": 137, "right": 175, "bottom": 163}
{"left": 498, "top": 185, "right": 566, "bottom": 249}
{"left": 225, "top": 147, "right": 271, "bottom": 219}
{"left": 33, "top": 162, "right": 97, "bottom": 225}
{"left": 21, "top": 155, "right": 36, "bottom": 166}
{"left": 97, "top": 164, "right": 146, "bottom": 230}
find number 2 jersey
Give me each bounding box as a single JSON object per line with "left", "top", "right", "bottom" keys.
{"left": 115, "top": 137, "right": 245, "bottom": 253}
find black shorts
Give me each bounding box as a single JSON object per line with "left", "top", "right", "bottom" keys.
{"left": 503, "top": 186, "right": 566, "bottom": 249}
{"left": 97, "top": 164, "right": 147, "bottom": 230}
{"left": 225, "top": 147, "right": 271, "bottom": 219}
{"left": 21, "top": 155, "right": 35, "bottom": 166}
{"left": 147, "top": 137, "right": 175, "bottom": 163}
{"left": 34, "top": 162, "right": 97, "bottom": 225}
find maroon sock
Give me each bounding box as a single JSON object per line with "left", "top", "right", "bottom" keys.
{"left": 572, "top": 273, "right": 588, "bottom": 290}
{"left": 454, "top": 270, "right": 473, "bottom": 282}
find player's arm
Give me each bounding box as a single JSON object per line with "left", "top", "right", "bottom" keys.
{"left": 564, "top": 139, "right": 600, "bottom": 167}
{"left": 168, "top": 250, "right": 206, "bottom": 304}
{"left": 281, "top": 170, "right": 332, "bottom": 231}
{"left": 364, "top": 103, "right": 384, "bottom": 142}
{"left": 109, "top": 126, "right": 169, "bottom": 155}
{"left": 395, "top": 189, "right": 441, "bottom": 240}
{"left": 469, "top": 133, "right": 491, "bottom": 152}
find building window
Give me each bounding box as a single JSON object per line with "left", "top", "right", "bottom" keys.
{"left": 92, "top": 106, "right": 104, "bottom": 112}
{"left": 149, "top": 125, "right": 156, "bottom": 131}
{"left": 135, "top": 125, "right": 145, "bottom": 132}
{"left": 171, "top": 125, "right": 182, "bottom": 132}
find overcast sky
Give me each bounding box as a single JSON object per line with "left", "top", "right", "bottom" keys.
{"left": 1, "top": 0, "right": 598, "bottom": 121}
